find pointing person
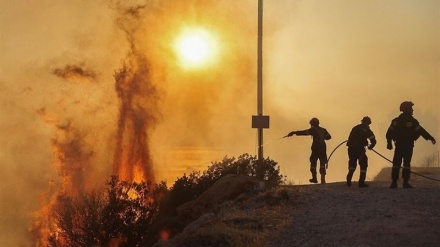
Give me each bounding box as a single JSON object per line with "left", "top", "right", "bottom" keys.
{"left": 386, "top": 101, "right": 436, "bottom": 189}
{"left": 287, "top": 118, "right": 332, "bottom": 184}
{"left": 346, "top": 117, "right": 377, "bottom": 188}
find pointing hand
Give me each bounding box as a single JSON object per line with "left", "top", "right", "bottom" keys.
{"left": 287, "top": 131, "right": 296, "bottom": 137}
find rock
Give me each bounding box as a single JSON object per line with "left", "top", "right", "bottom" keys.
{"left": 183, "top": 213, "right": 215, "bottom": 233}
{"left": 177, "top": 174, "right": 258, "bottom": 219}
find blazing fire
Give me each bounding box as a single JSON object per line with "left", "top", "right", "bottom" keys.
{"left": 31, "top": 10, "right": 160, "bottom": 247}
{"left": 28, "top": 0, "right": 242, "bottom": 245}
{"left": 30, "top": 120, "right": 93, "bottom": 246}
{"left": 32, "top": 58, "right": 158, "bottom": 246}
{"left": 113, "top": 56, "right": 157, "bottom": 184}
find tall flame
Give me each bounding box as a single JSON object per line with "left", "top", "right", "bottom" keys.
{"left": 112, "top": 47, "right": 158, "bottom": 184}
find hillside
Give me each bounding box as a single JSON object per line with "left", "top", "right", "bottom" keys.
{"left": 155, "top": 167, "right": 440, "bottom": 247}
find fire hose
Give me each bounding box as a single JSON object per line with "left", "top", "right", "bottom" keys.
{"left": 326, "top": 139, "right": 440, "bottom": 182}
{"left": 370, "top": 148, "right": 440, "bottom": 182}
{"left": 326, "top": 140, "right": 348, "bottom": 169}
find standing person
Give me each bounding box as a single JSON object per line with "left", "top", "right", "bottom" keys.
{"left": 346, "top": 117, "right": 377, "bottom": 188}
{"left": 386, "top": 101, "right": 436, "bottom": 189}
{"left": 287, "top": 118, "right": 332, "bottom": 184}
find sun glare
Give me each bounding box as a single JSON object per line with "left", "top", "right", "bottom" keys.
{"left": 174, "top": 27, "right": 219, "bottom": 69}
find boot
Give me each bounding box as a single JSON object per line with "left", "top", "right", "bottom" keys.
{"left": 403, "top": 180, "right": 413, "bottom": 189}
{"left": 346, "top": 172, "right": 353, "bottom": 187}
{"left": 309, "top": 174, "right": 318, "bottom": 183}
{"left": 321, "top": 174, "right": 326, "bottom": 184}
{"left": 358, "top": 181, "right": 369, "bottom": 188}
{"left": 389, "top": 180, "right": 397, "bottom": 189}
{"left": 358, "top": 172, "right": 368, "bottom": 188}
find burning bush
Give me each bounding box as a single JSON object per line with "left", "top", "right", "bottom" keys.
{"left": 48, "top": 176, "right": 167, "bottom": 247}
{"left": 46, "top": 154, "right": 284, "bottom": 246}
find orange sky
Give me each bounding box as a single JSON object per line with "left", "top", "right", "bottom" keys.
{"left": 0, "top": 0, "right": 439, "bottom": 245}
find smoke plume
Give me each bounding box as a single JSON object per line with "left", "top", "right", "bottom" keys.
{"left": 52, "top": 64, "right": 97, "bottom": 82}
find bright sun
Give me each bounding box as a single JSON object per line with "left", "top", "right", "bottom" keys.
{"left": 174, "top": 27, "right": 219, "bottom": 69}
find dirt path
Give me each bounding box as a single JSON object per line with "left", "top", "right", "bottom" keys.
{"left": 270, "top": 173, "right": 440, "bottom": 247}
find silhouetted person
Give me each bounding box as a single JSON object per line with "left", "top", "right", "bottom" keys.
{"left": 346, "top": 116, "right": 377, "bottom": 188}
{"left": 386, "top": 101, "right": 436, "bottom": 189}
{"left": 287, "top": 118, "right": 331, "bottom": 184}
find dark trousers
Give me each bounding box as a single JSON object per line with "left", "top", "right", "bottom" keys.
{"left": 392, "top": 144, "right": 414, "bottom": 181}
{"left": 347, "top": 147, "right": 368, "bottom": 182}
{"left": 310, "top": 147, "right": 327, "bottom": 176}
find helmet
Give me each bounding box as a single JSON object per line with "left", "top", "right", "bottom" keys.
{"left": 400, "top": 101, "right": 414, "bottom": 112}
{"left": 309, "top": 117, "right": 319, "bottom": 126}
{"left": 361, "top": 116, "right": 371, "bottom": 125}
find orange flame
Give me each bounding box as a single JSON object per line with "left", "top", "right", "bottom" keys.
{"left": 113, "top": 54, "right": 158, "bottom": 184}
{"left": 32, "top": 2, "right": 162, "bottom": 245}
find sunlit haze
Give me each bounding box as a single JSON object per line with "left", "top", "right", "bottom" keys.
{"left": 174, "top": 27, "right": 219, "bottom": 69}
{"left": 0, "top": 0, "right": 439, "bottom": 246}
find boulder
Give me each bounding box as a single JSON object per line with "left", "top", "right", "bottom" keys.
{"left": 177, "top": 174, "right": 258, "bottom": 219}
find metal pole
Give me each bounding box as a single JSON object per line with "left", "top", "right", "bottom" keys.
{"left": 257, "top": 0, "right": 264, "bottom": 180}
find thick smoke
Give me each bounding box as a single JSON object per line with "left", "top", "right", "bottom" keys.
{"left": 262, "top": 0, "right": 440, "bottom": 183}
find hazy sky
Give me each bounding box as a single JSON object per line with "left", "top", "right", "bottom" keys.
{"left": 1, "top": 0, "right": 439, "bottom": 245}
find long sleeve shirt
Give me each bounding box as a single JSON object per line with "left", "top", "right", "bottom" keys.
{"left": 295, "top": 126, "right": 331, "bottom": 150}
{"left": 347, "top": 124, "right": 376, "bottom": 149}
{"left": 386, "top": 113, "right": 434, "bottom": 146}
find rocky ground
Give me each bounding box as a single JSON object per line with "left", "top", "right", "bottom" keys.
{"left": 269, "top": 167, "right": 440, "bottom": 247}
{"left": 155, "top": 167, "right": 440, "bottom": 247}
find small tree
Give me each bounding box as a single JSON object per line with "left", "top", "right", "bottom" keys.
{"left": 51, "top": 190, "right": 107, "bottom": 247}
